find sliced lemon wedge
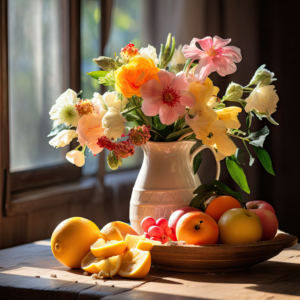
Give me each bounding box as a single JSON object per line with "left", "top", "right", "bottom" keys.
{"left": 101, "top": 221, "right": 138, "bottom": 241}
{"left": 125, "top": 234, "right": 146, "bottom": 250}
{"left": 136, "top": 239, "right": 161, "bottom": 251}
{"left": 118, "top": 249, "right": 151, "bottom": 278}
{"left": 81, "top": 251, "right": 122, "bottom": 277}
{"left": 90, "top": 238, "right": 126, "bottom": 257}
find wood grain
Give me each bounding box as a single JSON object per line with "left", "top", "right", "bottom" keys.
{"left": 0, "top": 240, "right": 299, "bottom": 300}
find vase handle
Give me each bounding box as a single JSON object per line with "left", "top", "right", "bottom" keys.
{"left": 190, "top": 145, "right": 221, "bottom": 180}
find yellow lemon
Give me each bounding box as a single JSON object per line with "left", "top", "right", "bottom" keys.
{"left": 51, "top": 217, "right": 102, "bottom": 269}
{"left": 91, "top": 238, "right": 126, "bottom": 257}
{"left": 125, "top": 234, "right": 146, "bottom": 249}
{"left": 136, "top": 239, "right": 161, "bottom": 251}
{"left": 118, "top": 249, "right": 151, "bottom": 278}
{"left": 81, "top": 251, "right": 122, "bottom": 277}
{"left": 101, "top": 221, "right": 138, "bottom": 241}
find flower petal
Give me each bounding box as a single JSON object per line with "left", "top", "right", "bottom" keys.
{"left": 182, "top": 43, "right": 207, "bottom": 60}
{"left": 172, "top": 103, "right": 186, "bottom": 115}
{"left": 212, "top": 56, "right": 237, "bottom": 77}
{"left": 213, "top": 36, "right": 231, "bottom": 49}
{"left": 222, "top": 46, "right": 242, "bottom": 63}
{"left": 170, "top": 71, "right": 189, "bottom": 91}
{"left": 194, "top": 56, "right": 216, "bottom": 82}
{"left": 159, "top": 104, "right": 179, "bottom": 125}
{"left": 180, "top": 90, "right": 196, "bottom": 107}
{"left": 194, "top": 37, "right": 213, "bottom": 51}
{"left": 157, "top": 70, "right": 175, "bottom": 89}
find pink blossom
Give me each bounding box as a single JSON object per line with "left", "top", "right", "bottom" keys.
{"left": 76, "top": 114, "right": 105, "bottom": 155}
{"left": 97, "top": 136, "right": 116, "bottom": 151}
{"left": 114, "top": 141, "right": 135, "bottom": 158}
{"left": 182, "top": 36, "right": 242, "bottom": 82}
{"left": 140, "top": 70, "right": 196, "bottom": 125}
{"left": 128, "top": 125, "right": 151, "bottom": 146}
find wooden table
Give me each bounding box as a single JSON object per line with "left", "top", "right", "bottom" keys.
{"left": 0, "top": 240, "right": 299, "bottom": 300}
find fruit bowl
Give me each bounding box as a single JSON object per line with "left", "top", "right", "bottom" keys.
{"left": 150, "top": 230, "right": 298, "bottom": 273}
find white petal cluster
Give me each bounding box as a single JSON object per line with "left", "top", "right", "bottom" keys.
{"left": 49, "top": 89, "right": 80, "bottom": 126}
{"left": 245, "top": 85, "right": 279, "bottom": 115}
{"left": 92, "top": 91, "right": 128, "bottom": 113}
{"left": 170, "top": 45, "right": 187, "bottom": 66}
{"left": 139, "top": 45, "right": 159, "bottom": 66}
{"left": 49, "top": 130, "right": 78, "bottom": 148}
{"left": 102, "top": 107, "right": 127, "bottom": 140}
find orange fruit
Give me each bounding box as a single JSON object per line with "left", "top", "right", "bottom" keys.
{"left": 136, "top": 239, "right": 161, "bottom": 251}
{"left": 51, "top": 217, "right": 102, "bottom": 268}
{"left": 176, "top": 211, "right": 219, "bottom": 245}
{"left": 90, "top": 238, "right": 126, "bottom": 257}
{"left": 205, "top": 196, "right": 242, "bottom": 223}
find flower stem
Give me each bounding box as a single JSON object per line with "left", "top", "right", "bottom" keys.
{"left": 229, "top": 134, "right": 250, "bottom": 142}
{"left": 81, "top": 145, "right": 87, "bottom": 153}
{"left": 75, "top": 145, "right": 81, "bottom": 151}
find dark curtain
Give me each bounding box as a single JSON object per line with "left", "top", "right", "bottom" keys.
{"left": 141, "top": 0, "right": 300, "bottom": 237}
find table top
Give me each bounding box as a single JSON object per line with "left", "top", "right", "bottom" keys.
{"left": 0, "top": 240, "right": 299, "bottom": 300}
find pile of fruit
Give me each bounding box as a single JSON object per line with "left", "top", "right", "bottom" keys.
{"left": 51, "top": 197, "right": 278, "bottom": 279}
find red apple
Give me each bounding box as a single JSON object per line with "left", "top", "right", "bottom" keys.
{"left": 168, "top": 207, "right": 199, "bottom": 236}
{"left": 246, "top": 200, "right": 276, "bottom": 215}
{"left": 249, "top": 208, "right": 278, "bottom": 241}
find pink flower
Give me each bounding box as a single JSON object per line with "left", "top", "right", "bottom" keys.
{"left": 77, "top": 114, "right": 105, "bottom": 155}
{"left": 97, "top": 136, "right": 116, "bottom": 151}
{"left": 128, "top": 125, "right": 151, "bottom": 146}
{"left": 114, "top": 141, "right": 135, "bottom": 158}
{"left": 182, "top": 36, "right": 242, "bottom": 82}
{"left": 140, "top": 70, "right": 196, "bottom": 125}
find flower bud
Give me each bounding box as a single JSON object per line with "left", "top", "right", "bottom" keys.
{"left": 159, "top": 33, "right": 176, "bottom": 69}
{"left": 93, "top": 56, "right": 120, "bottom": 71}
{"left": 107, "top": 151, "right": 123, "bottom": 170}
{"left": 224, "top": 82, "right": 243, "bottom": 100}
{"left": 66, "top": 150, "right": 85, "bottom": 167}
{"left": 249, "top": 64, "right": 276, "bottom": 87}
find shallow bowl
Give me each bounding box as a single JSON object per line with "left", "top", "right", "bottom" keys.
{"left": 150, "top": 231, "right": 298, "bottom": 273}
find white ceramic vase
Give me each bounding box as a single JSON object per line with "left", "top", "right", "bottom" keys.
{"left": 129, "top": 141, "right": 221, "bottom": 234}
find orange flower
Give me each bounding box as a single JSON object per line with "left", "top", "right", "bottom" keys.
{"left": 115, "top": 57, "right": 159, "bottom": 98}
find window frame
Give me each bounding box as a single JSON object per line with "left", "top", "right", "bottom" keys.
{"left": 0, "top": 0, "right": 105, "bottom": 221}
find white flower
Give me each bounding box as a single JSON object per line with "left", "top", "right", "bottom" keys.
{"left": 139, "top": 45, "right": 158, "bottom": 66}
{"left": 92, "top": 92, "right": 129, "bottom": 113}
{"left": 66, "top": 150, "right": 85, "bottom": 167}
{"left": 170, "top": 45, "right": 187, "bottom": 66}
{"left": 50, "top": 89, "right": 80, "bottom": 126}
{"left": 245, "top": 85, "right": 279, "bottom": 115}
{"left": 49, "top": 130, "right": 78, "bottom": 148}
{"left": 102, "top": 107, "right": 127, "bottom": 140}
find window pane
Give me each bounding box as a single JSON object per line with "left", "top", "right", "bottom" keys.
{"left": 81, "top": 0, "right": 101, "bottom": 176}
{"left": 8, "top": 0, "right": 69, "bottom": 172}
{"left": 105, "top": 0, "right": 144, "bottom": 171}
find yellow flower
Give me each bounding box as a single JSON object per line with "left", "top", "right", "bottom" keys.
{"left": 216, "top": 107, "right": 242, "bottom": 129}
{"left": 115, "top": 57, "right": 159, "bottom": 98}
{"left": 207, "top": 86, "right": 220, "bottom": 108}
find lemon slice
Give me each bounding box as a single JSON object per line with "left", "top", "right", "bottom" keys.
{"left": 91, "top": 238, "right": 126, "bottom": 257}
{"left": 136, "top": 239, "right": 161, "bottom": 251}
{"left": 101, "top": 222, "right": 138, "bottom": 241}
{"left": 118, "top": 249, "right": 151, "bottom": 278}
{"left": 81, "top": 251, "right": 122, "bottom": 277}
{"left": 125, "top": 234, "right": 146, "bottom": 249}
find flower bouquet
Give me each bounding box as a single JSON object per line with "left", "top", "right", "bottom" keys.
{"left": 48, "top": 33, "right": 278, "bottom": 196}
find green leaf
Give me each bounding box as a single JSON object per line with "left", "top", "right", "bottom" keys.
{"left": 211, "top": 180, "right": 243, "bottom": 203}
{"left": 86, "top": 71, "right": 108, "bottom": 80}
{"left": 189, "top": 191, "right": 216, "bottom": 211}
{"left": 193, "top": 184, "right": 215, "bottom": 195}
{"left": 235, "top": 148, "right": 245, "bottom": 165}
{"left": 190, "top": 142, "right": 203, "bottom": 174}
{"left": 47, "top": 123, "right": 69, "bottom": 137}
{"left": 253, "top": 146, "right": 275, "bottom": 175}
{"left": 226, "top": 156, "right": 250, "bottom": 194}
{"left": 183, "top": 59, "right": 192, "bottom": 71}
{"left": 243, "top": 140, "right": 255, "bottom": 166}
{"left": 213, "top": 103, "right": 226, "bottom": 110}
{"left": 153, "top": 115, "right": 167, "bottom": 130}
{"left": 125, "top": 114, "right": 143, "bottom": 122}
{"left": 166, "top": 127, "right": 192, "bottom": 141}
{"left": 266, "top": 109, "right": 279, "bottom": 125}
{"left": 248, "top": 126, "right": 269, "bottom": 147}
